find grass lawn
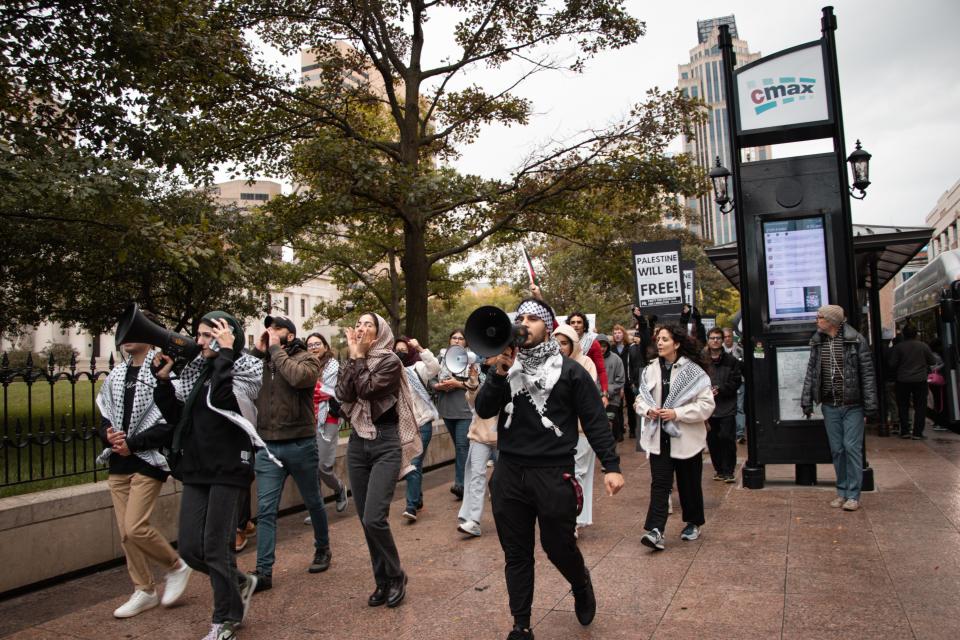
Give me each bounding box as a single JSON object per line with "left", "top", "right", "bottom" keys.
{"left": 1, "top": 378, "right": 107, "bottom": 497}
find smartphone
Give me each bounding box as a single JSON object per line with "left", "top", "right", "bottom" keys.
{"left": 209, "top": 338, "right": 221, "bottom": 352}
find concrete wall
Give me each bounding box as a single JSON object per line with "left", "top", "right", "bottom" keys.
{"left": 0, "top": 424, "right": 453, "bottom": 595}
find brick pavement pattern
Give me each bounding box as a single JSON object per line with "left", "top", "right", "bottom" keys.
{"left": 2, "top": 431, "right": 960, "bottom": 639}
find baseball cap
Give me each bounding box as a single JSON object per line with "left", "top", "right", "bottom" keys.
{"left": 265, "top": 315, "right": 296, "bottom": 334}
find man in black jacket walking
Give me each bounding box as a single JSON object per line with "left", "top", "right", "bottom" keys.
{"left": 888, "top": 324, "right": 937, "bottom": 439}
{"left": 703, "top": 328, "right": 742, "bottom": 482}
{"left": 476, "top": 298, "right": 625, "bottom": 640}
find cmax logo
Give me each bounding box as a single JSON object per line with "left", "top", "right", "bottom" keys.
{"left": 747, "top": 76, "right": 817, "bottom": 115}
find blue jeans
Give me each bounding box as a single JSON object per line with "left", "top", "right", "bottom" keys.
{"left": 821, "top": 405, "right": 864, "bottom": 501}
{"left": 404, "top": 421, "right": 434, "bottom": 511}
{"left": 254, "top": 437, "right": 330, "bottom": 576}
{"left": 443, "top": 417, "right": 471, "bottom": 488}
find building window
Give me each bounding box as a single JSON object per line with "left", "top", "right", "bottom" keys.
{"left": 300, "top": 298, "right": 306, "bottom": 317}
{"left": 248, "top": 334, "right": 254, "bottom": 348}
{"left": 283, "top": 296, "right": 289, "bottom": 315}
{"left": 301, "top": 63, "right": 321, "bottom": 73}
{"left": 240, "top": 192, "right": 269, "bottom": 202}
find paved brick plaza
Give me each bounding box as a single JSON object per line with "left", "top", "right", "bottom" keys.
{"left": 2, "top": 431, "right": 960, "bottom": 640}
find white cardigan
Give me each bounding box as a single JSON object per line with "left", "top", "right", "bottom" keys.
{"left": 634, "top": 357, "right": 715, "bottom": 460}
{"left": 408, "top": 349, "right": 441, "bottom": 427}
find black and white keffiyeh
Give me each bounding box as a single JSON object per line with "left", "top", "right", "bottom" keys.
{"left": 637, "top": 357, "right": 711, "bottom": 438}
{"left": 579, "top": 331, "right": 597, "bottom": 356}
{"left": 174, "top": 353, "right": 282, "bottom": 467}
{"left": 516, "top": 299, "right": 554, "bottom": 327}
{"left": 502, "top": 339, "right": 564, "bottom": 436}
{"left": 96, "top": 349, "right": 168, "bottom": 470}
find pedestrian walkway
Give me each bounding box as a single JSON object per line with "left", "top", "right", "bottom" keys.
{"left": 2, "top": 431, "right": 960, "bottom": 640}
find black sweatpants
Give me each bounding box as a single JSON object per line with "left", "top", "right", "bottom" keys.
{"left": 491, "top": 458, "right": 587, "bottom": 629}
{"left": 179, "top": 483, "right": 245, "bottom": 624}
{"left": 705, "top": 415, "right": 737, "bottom": 476}
{"left": 896, "top": 381, "right": 928, "bottom": 437}
{"left": 644, "top": 430, "right": 705, "bottom": 534}
{"left": 609, "top": 402, "right": 624, "bottom": 441}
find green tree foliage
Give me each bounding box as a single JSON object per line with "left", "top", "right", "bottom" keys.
{"left": 0, "top": 146, "right": 298, "bottom": 334}
{"left": 171, "top": 1, "right": 707, "bottom": 342}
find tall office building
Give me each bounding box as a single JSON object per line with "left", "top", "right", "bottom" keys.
{"left": 678, "top": 16, "right": 771, "bottom": 245}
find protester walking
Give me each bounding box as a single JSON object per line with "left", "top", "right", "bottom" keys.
{"left": 337, "top": 312, "right": 422, "bottom": 609}
{"left": 801, "top": 305, "right": 877, "bottom": 511}
{"left": 305, "top": 333, "right": 349, "bottom": 525}
{"left": 888, "top": 324, "right": 938, "bottom": 440}
{"left": 564, "top": 312, "right": 609, "bottom": 405}
{"left": 722, "top": 328, "right": 746, "bottom": 444}
{"left": 635, "top": 325, "right": 714, "bottom": 551}
{"left": 457, "top": 363, "right": 497, "bottom": 537}
{"left": 395, "top": 336, "right": 441, "bottom": 522}
{"left": 476, "top": 299, "right": 624, "bottom": 640}
{"left": 703, "top": 328, "right": 742, "bottom": 482}
{"left": 598, "top": 333, "right": 626, "bottom": 442}
{"left": 553, "top": 324, "right": 600, "bottom": 535}
{"left": 246, "top": 316, "right": 329, "bottom": 591}
{"left": 97, "top": 339, "right": 192, "bottom": 619}
{"left": 152, "top": 312, "right": 268, "bottom": 640}
{"left": 431, "top": 329, "right": 477, "bottom": 500}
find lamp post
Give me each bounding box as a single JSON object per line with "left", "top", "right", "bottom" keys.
{"left": 847, "top": 140, "right": 872, "bottom": 199}
{"left": 709, "top": 156, "right": 735, "bottom": 213}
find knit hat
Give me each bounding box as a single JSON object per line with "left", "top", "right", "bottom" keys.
{"left": 818, "top": 305, "right": 845, "bottom": 326}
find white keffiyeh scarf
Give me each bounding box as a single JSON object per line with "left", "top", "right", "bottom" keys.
{"left": 637, "top": 357, "right": 711, "bottom": 438}
{"left": 174, "top": 353, "right": 282, "bottom": 468}
{"left": 502, "top": 339, "right": 564, "bottom": 436}
{"left": 96, "top": 349, "right": 168, "bottom": 470}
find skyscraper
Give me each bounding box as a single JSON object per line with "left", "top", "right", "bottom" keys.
{"left": 678, "top": 16, "right": 771, "bottom": 245}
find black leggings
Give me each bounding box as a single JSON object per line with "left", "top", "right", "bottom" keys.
{"left": 644, "top": 431, "right": 705, "bottom": 533}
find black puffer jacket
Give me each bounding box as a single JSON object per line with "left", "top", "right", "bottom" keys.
{"left": 801, "top": 324, "right": 877, "bottom": 414}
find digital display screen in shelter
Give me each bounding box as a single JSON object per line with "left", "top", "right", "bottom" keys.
{"left": 763, "top": 217, "right": 829, "bottom": 323}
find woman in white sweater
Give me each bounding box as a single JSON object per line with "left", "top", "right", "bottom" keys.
{"left": 634, "top": 324, "right": 714, "bottom": 551}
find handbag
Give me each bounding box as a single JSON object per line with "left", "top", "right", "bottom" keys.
{"left": 928, "top": 371, "right": 945, "bottom": 386}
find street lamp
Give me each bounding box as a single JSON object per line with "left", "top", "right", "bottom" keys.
{"left": 847, "top": 139, "right": 871, "bottom": 200}
{"left": 709, "top": 156, "right": 735, "bottom": 213}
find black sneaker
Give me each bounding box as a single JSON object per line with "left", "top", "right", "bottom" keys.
{"left": 402, "top": 508, "right": 417, "bottom": 522}
{"left": 640, "top": 528, "right": 665, "bottom": 551}
{"left": 900, "top": 433, "right": 912, "bottom": 439}
{"left": 507, "top": 626, "right": 534, "bottom": 640}
{"left": 680, "top": 524, "right": 700, "bottom": 541}
{"left": 573, "top": 570, "right": 596, "bottom": 626}
{"left": 309, "top": 546, "right": 332, "bottom": 573}
{"left": 450, "top": 485, "right": 464, "bottom": 500}
{"left": 724, "top": 474, "right": 736, "bottom": 484}
{"left": 368, "top": 584, "right": 387, "bottom": 607}
{"left": 249, "top": 571, "right": 271, "bottom": 593}
{"left": 912, "top": 434, "right": 927, "bottom": 440}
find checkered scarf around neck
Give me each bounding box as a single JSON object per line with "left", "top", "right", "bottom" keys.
{"left": 96, "top": 348, "right": 168, "bottom": 470}
{"left": 503, "top": 317, "right": 564, "bottom": 436}
{"left": 637, "top": 357, "right": 711, "bottom": 438}
{"left": 341, "top": 313, "right": 422, "bottom": 477}
{"left": 169, "top": 311, "right": 280, "bottom": 468}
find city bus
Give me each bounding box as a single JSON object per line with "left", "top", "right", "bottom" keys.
{"left": 892, "top": 249, "right": 960, "bottom": 431}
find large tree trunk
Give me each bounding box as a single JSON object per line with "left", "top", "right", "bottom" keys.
{"left": 402, "top": 220, "right": 430, "bottom": 342}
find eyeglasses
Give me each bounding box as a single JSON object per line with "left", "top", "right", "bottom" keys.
{"left": 307, "top": 343, "right": 323, "bottom": 350}
{"left": 708, "top": 336, "right": 722, "bottom": 341}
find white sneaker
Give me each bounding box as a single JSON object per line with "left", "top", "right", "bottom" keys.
{"left": 457, "top": 520, "right": 482, "bottom": 537}
{"left": 239, "top": 573, "right": 257, "bottom": 623}
{"left": 201, "top": 623, "right": 223, "bottom": 640}
{"left": 303, "top": 515, "right": 312, "bottom": 525}
{"left": 113, "top": 589, "right": 159, "bottom": 618}
{"left": 161, "top": 559, "right": 193, "bottom": 607}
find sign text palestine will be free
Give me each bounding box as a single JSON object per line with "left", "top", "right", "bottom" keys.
{"left": 635, "top": 251, "right": 681, "bottom": 302}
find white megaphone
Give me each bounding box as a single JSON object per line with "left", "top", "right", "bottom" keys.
{"left": 444, "top": 345, "right": 477, "bottom": 375}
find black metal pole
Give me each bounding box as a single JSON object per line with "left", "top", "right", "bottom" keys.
{"left": 821, "top": 6, "right": 859, "bottom": 323}
{"left": 718, "top": 25, "right": 763, "bottom": 489}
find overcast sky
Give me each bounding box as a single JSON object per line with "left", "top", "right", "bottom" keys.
{"left": 251, "top": 0, "right": 960, "bottom": 229}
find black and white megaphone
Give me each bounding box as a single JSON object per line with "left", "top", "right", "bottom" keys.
{"left": 464, "top": 305, "right": 528, "bottom": 359}
{"left": 115, "top": 303, "right": 201, "bottom": 361}
{"left": 443, "top": 345, "right": 477, "bottom": 375}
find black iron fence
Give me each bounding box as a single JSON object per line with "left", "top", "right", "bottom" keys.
{"left": 0, "top": 351, "right": 114, "bottom": 494}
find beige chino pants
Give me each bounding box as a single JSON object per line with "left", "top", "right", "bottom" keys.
{"left": 108, "top": 473, "right": 179, "bottom": 592}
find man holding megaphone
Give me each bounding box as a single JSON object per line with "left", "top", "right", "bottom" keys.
{"left": 474, "top": 298, "right": 625, "bottom": 640}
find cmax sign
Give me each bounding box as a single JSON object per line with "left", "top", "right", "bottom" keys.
{"left": 736, "top": 41, "right": 829, "bottom": 134}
